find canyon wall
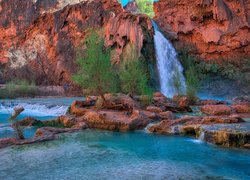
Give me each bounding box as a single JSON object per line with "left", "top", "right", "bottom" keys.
{"left": 0, "top": 0, "right": 154, "bottom": 85}
{"left": 154, "top": 0, "right": 250, "bottom": 62}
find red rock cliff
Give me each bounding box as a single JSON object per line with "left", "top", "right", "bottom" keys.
{"left": 0, "top": 0, "right": 154, "bottom": 85}
{"left": 154, "top": 0, "right": 250, "bottom": 62}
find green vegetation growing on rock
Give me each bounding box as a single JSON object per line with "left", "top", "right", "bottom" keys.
{"left": 119, "top": 44, "right": 153, "bottom": 96}
{"left": 173, "top": 69, "right": 185, "bottom": 96}
{"left": 179, "top": 52, "right": 200, "bottom": 103}
{"left": 179, "top": 48, "right": 250, "bottom": 97}
{"left": 0, "top": 80, "right": 38, "bottom": 99}
{"left": 33, "top": 121, "right": 65, "bottom": 128}
{"left": 119, "top": 0, "right": 155, "bottom": 18}
{"left": 73, "top": 30, "right": 154, "bottom": 100}
{"left": 73, "top": 30, "right": 118, "bottom": 101}
{"left": 136, "top": 0, "right": 155, "bottom": 18}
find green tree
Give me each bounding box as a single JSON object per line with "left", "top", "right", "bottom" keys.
{"left": 173, "top": 71, "right": 183, "bottom": 96}
{"left": 186, "top": 67, "right": 199, "bottom": 103}
{"left": 136, "top": 0, "right": 155, "bottom": 18}
{"left": 119, "top": 44, "right": 153, "bottom": 96}
{"left": 73, "top": 30, "right": 118, "bottom": 101}
{"left": 179, "top": 50, "right": 200, "bottom": 103}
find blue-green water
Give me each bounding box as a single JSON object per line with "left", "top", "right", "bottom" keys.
{"left": 0, "top": 98, "right": 250, "bottom": 179}
{"left": 0, "top": 130, "right": 249, "bottom": 179}
{"left": 0, "top": 97, "right": 83, "bottom": 138}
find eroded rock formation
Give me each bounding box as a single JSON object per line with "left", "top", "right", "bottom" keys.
{"left": 154, "top": 0, "right": 250, "bottom": 61}
{"left": 0, "top": 0, "right": 154, "bottom": 86}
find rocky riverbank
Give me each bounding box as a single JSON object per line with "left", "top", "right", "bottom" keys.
{"left": 1, "top": 93, "right": 249, "bottom": 149}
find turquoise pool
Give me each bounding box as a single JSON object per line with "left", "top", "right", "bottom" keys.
{"left": 0, "top": 130, "right": 249, "bottom": 179}
{"left": 0, "top": 97, "right": 249, "bottom": 179}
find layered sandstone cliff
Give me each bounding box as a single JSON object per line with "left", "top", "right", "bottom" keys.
{"left": 154, "top": 0, "right": 250, "bottom": 61}
{"left": 0, "top": 0, "right": 154, "bottom": 85}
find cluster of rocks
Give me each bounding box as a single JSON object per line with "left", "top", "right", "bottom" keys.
{"left": 0, "top": 92, "right": 249, "bottom": 149}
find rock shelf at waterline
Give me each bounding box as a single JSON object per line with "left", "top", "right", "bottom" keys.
{"left": 1, "top": 93, "right": 249, "bottom": 149}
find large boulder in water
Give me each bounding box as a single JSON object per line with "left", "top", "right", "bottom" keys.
{"left": 82, "top": 109, "right": 156, "bottom": 131}
{"left": 198, "top": 124, "right": 250, "bottom": 148}
{"left": 146, "top": 106, "right": 163, "bottom": 113}
{"left": 231, "top": 103, "right": 250, "bottom": 113}
{"left": 200, "top": 105, "right": 233, "bottom": 115}
{"left": 148, "top": 115, "right": 244, "bottom": 134}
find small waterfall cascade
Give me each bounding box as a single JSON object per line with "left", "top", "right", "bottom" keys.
{"left": 153, "top": 21, "right": 186, "bottom": 98}
{"left": 199, "top": 131, "right": 205, "bottom": 141}
{"left": 0, "top": 102, "right": 68, "bottom": 116}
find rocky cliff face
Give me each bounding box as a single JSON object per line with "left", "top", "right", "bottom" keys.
{"left": 0, "top": 0, "right": 154, "bottom": 85}
{"left": 154, "top": 0, "right": 250, "bottom": 62}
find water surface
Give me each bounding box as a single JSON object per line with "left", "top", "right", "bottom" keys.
{"left": 0, "top": 130, "right": 249, "bottom": 179}
{"left": 0, "top": 97, "right": 83, "bottom": 138}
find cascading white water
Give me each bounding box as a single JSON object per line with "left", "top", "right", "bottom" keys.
{"left": 153, "top": 22, "right": 186, "bottom": 98}
{"left": 0, "top": 102, "right": 68, "bottom": 116}
{"left": 199, "top": 131, "right": 205, "bottom": 141}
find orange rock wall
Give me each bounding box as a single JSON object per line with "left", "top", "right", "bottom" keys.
{"left": 0, "top": 0, "right": 154, "bottom": 85}
{"left": 154, "top": 0, "right": 250, "bottom": 62}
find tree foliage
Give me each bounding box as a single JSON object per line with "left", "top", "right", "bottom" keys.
{"left": 179, "top": 51, "right": 200, "bottom": 103}
{"left": 73, "top": 31, "right": 118, "bottom": 101}
{"left": 119, "top": 44, "right": 153, "bottom": 96}
{"left": 136, "top": 0, "right": 155, "bottom": 18}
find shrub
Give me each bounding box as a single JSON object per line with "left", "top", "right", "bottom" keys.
{"left": 136, "top": 0, "right": 155, "bottom": 18}
{"left": 72, "top": 30, "right": 118, "bottom": 102}
{"left": 0, "top": 80, "right": 38, "bottom": 99}
{"left": 173, "top": 71, "right": 183, "bottom": 96}
{"left": 179, "top": 51, "right": 200, "bottom": 102}
{"left": 119, "top": 44, "right": 153, "bottom": 97}
{"left": 186, "top": 67, "right": 199, "bottom": 103}
{"left": 33, "top": 121, "right": 65, "bottom": 128}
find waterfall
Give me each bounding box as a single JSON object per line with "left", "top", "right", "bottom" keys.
{"left": 153, "top": 21, "right": 186, "bottom": 98}
{"left": 0, "top": 102, "right": 68, "bottom": 117}
{"left": 199, "top": 131, "right": 205, "bottom": 141}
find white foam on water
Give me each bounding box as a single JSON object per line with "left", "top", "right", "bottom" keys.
{"left": 0, "top": 102, "right": 68, "bottom": 117}
{"left": 153, "top": 21, "right": 186, "bottom": 98}
{"left": 188, "top": 139, "right": 204, "bottom": 144}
